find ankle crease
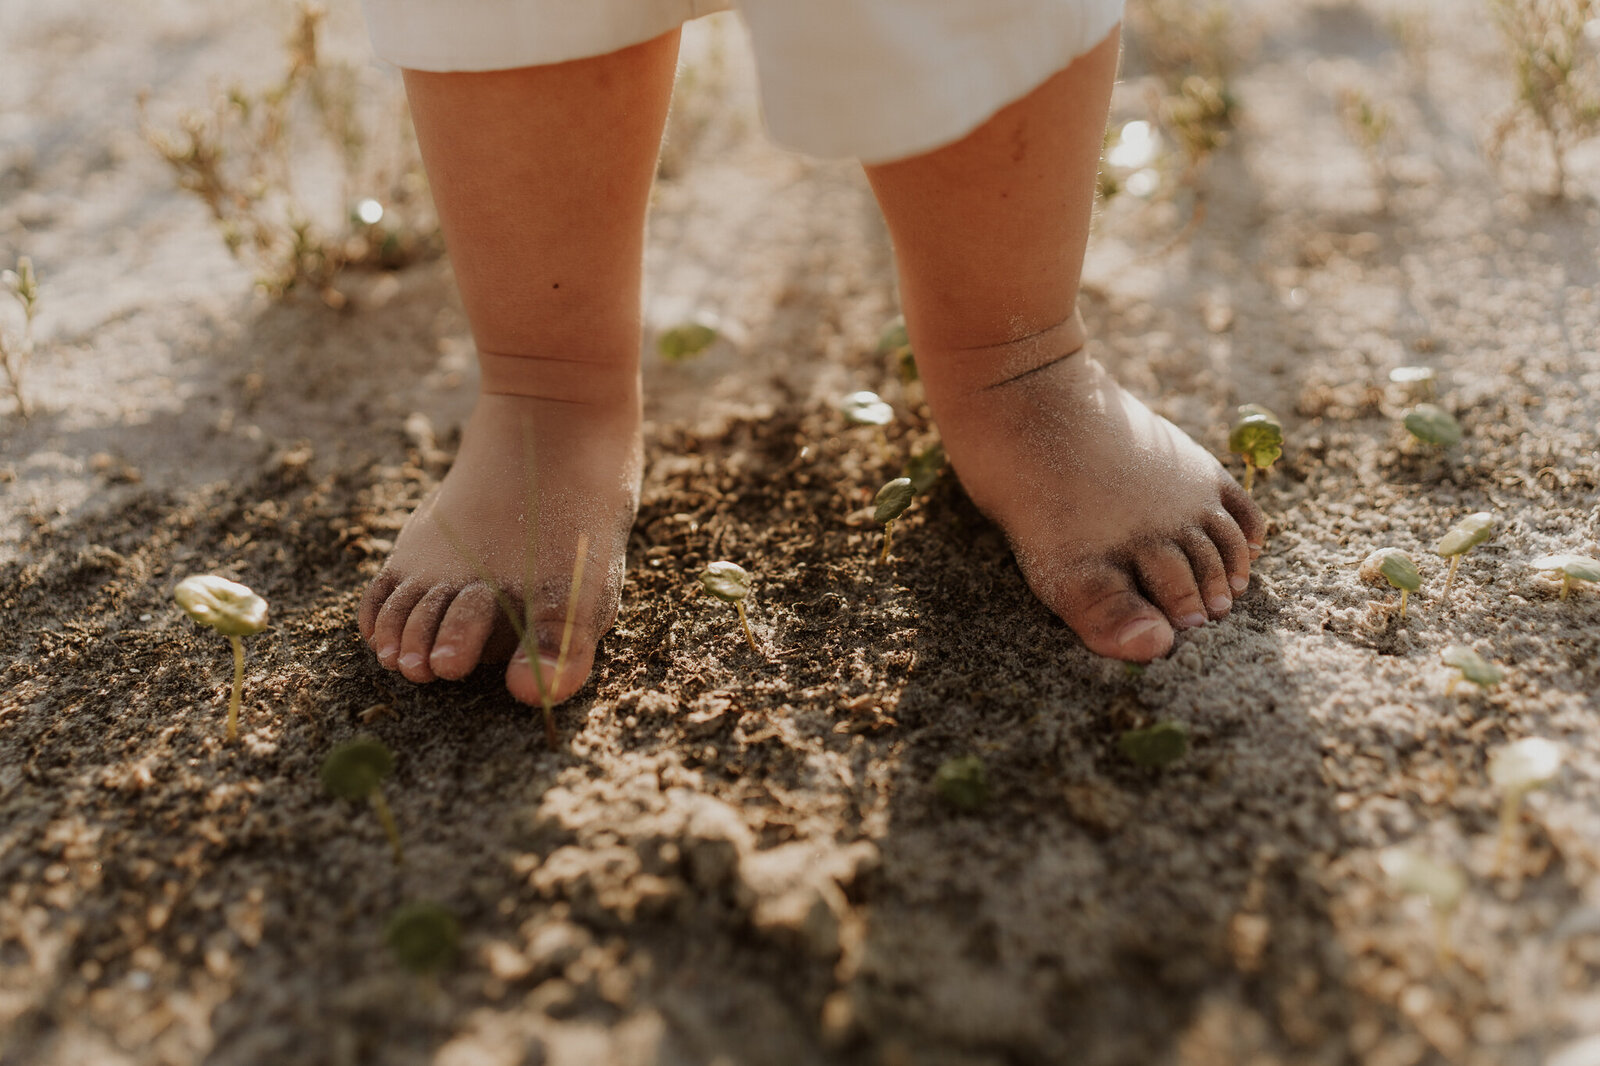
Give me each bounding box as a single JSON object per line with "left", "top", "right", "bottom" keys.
{"left": 919, "top": 309, "right": 1088, "bottom": 396}
{"left": 478, "top": 350, "right": 638, "bottom": 407}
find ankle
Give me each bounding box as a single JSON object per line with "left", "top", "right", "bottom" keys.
{"left": 912, "top": 309, "right": 1087, "bottom": 403}
{"left": 477, "top": 349, "right": 640, "bottom": 409}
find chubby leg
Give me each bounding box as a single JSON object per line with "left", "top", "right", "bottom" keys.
{"left": 359, "top": 31, "right": 680, "bottom": 704}
{"left": 863, "top": 27, "right": 1266, "bottom": 661}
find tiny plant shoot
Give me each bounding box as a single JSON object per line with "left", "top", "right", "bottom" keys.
{"left": 1388, "top": 365, "right": 1437, "bottom": 400}
{"left": 385, "top": 901, "right": 460, "bottom": 975}
{"left": 0, "top": 255, "right": 39, "bottom": 419}
{"left": 1360, "top": 548, "right": 1422, "bottom": 620}
{"left": 1377, "top": 847, "right": 1464, "bottom": 966}
{"left": 1403, "top": 403, "right": 1462, "bottom": 446}
{"left": 838, "top": 390, "right": 893, "bottom": 428}
{"left": 933, "top": 755, "right": 990, "bottom": 812}
{"left": 904, "top": 441, "right": 945, "bottom": 494}
{"left": 321, "top": 737, "right": 404, "bottom": 865}
{"left": 657, "top": 315, "right": 719, "bottom": 362}
{"left": 1227, "top": 404, "right": 1283, "bottom": 493}
{"left": 1435, "top": 512, "right": 1495, "bottom": 602}
{"left": 1118, "top": 720, "right": 1190, "bottom": 768}
{"left": 1529, "top": 553, "right": 1600, "bottom": 600}
{"left": 173, "top": 575, "right": 269, "bottom": 743}
{"left": 874, "top": 477, "right": 914, "bottom": 563}
{"left": 1487, "top": 737, "right": 1563, "bottom": 871}
{"left": 1440, "top": 645, "right": 1505, "bottom": 694}
{"left": 700, "top": 561, "right": 759, "bottom": 653}
{"left": 877, "top": 315, "right": 917, "bottom": 384}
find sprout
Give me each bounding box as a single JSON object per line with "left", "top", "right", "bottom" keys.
{"left": 173, "top": 575, "right": 269, "bottom": 743}
{"left": 700, "top": 561, "right": 759, "bottom": 653}
{"left": 1388, "top": 365, "right": 1437, "bottom": 399}
{"left": 385, "top": 901, "right": 459, "bottom": 975}
{"left": 933, "top": 755, "right": 989, "bottom": 812}
{"left": 1440, "top": 645, "right": 1504, "bottom": 692}
{"left": 1378, "top": 847, "right": 1464, "bottom": 965}
{"left": 1359, "top": 548, "right": 1422, "bottom": 620}
{"left": 838, "top": 390, "right": 893, "bottom": 428}
{"left": 322, "top": 738, "right": 404, "bottom": 864}
{"left": 904, "top": 441, "right": 945, "bottom": 494}
{"left": 657, "top": 315, "right": 719, "bottom": 362}
{"left": 1528, "top": 553, "right": 1600, "bottom": 600}
{"left": 873, "top": 477, "right": 914, "bottom": 563}
{"left": 1435, "top": 512, "right": 1495, "bottom": 602}
{"left": 1488, "top": 737, "right": 1563, "bottom": 869}
{"left": 1403, "top": 403, "right": 1462, "bottom": 446}
{"left": 1227, "top": 404, "right": 1283, "bottom": 493}
{"left": 1118, "top": 720, "right": 1190, "bottom": 768}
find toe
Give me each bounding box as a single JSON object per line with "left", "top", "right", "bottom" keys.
{"left": 1045, "top": 561, "right": 1175, "bottom": 661}
{"left": 504, "top": 619, "right": 598, "bottom": 709}
{"left": 358, "top": 571, "right": 400, "bottom": 642}
{"left": 396, "top": 585, "right": 458, "bottom": 683}
{"left": 1204, "top": 511, "right": 1254, "bottom": 595}
{"left": 1133, "top": 541, "right": 1210, "bottom": 630}
{"left": 430, "top": 582, "right": 505, "bottom": 680}
{"left": 1219, "top": 478, "right": 1269, "bottom": 552}
{"left": 371, "top": 579, "right": 428, "bottom": 670}
{"left": 1178, "top": 526, "right": 1233, "bottom": 618}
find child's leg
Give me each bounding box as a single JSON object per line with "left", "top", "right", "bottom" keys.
{"left": 863, "top": 27, "right": 1267, "bottom": 662}
{"left": 358, "top": 31, "right": 680, "bottom": 704}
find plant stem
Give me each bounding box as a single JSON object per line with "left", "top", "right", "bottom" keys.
{"left": 227, "top": 634, "right": 244, "bottom": 742}
{"left": 879, "top": 520, "right": 894, "bottom": 564}
{"left": 519, "top": 414, "right": 556, "bottom": 747}
{"left": 1398, "top": 588, "right": 1408, "bottom": 620}
{"left": 1442, "top": 555, "right": 1461, "bottom": 602}
{"left": 369, "top": 789, "right": 404, "bottom": 864}
{"left": 555, "top": 533, "right": 589, "bottom": 681}
{"left": 1560, "top": 575, "right": 1571, "bottom": 600}
{"left": 735, "top": 601, "right": 758, "bottom": 653}
{"left": 1243, "top": 463, "right": 1255, "bottom": 494}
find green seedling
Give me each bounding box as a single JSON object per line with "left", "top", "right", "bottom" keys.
{"left": 385, "top": 901, "right": 460, "bottom": 975}
{"left": 1118, "top": 720, "right": 1190, "bottom": 768}
{"left": 1377, "top": 847, "right": 1465, "bottom": 966}
{"left": 1403, "top": 403, "right": 1462, "bottom": 446}
{"left": 1360, "top": 548, "right": 1422, "bottom": 620}
{"left": 874, "top": 477, "right": 914, "bottom": 563}
{"left": 1228, "top": 404, "right": 1283, "bottom": 493}
{"left": 0, "top": 255, "right": 39, "bottom": 419}
{"left": 877, "top": 315, "right": 917, "bottom": 384}
{"left": 173, "top": 575, "right": 269, "bottom": 743}
{"left": 1529, "top": 552, "right": 1600, "bottom": 600}
{"left": 1488, "top": 736, "right": 1564, "bottom": 870}
{"left": 657, "top": 315, "right": 719, "bottom": 362}
{"left": 904, "top": 441, "right": 945, "bottom": 494}
{"left": 933, "top": 755, "right": 989, "bottom": 812}
{"left": 1435, "top": 512, "right": 1496, "bottom": 601}
{"left": 1389, "top": 365, "right": 1437, "bottom": 400}
{"left": 1487, "top": 0, "right": 1600, "bottom": 197}
{"left": 838, "top": 390, "right": 893, "bottom": 428}
{"left": 322, "top": 737, "right": 404, "bottom": 864}
{"left": 1441, "top": 645, "right": 1505, "bottom": 693}
{"left": 700, "top": 561, "right": 759, "bottom": 653}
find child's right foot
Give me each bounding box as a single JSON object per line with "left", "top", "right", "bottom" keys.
{"left": 358, "top": 381, "right": 642, "bottom": 705}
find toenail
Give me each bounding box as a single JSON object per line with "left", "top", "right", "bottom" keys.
{"left": 1207, "top": 594, "right": 1232, "bottom": 614}
{"left": 398, "top": 652, "right": 423, "bottom": 671}
{"left": 431, "top": 644, "right": 456, "bottom": 662}
{"left": 1117, "top": 617, "right": 1163, "bottom": 646}
{"left": 1178, "top": 611, "right": 1207, "bottom": 629}
{"left": 1230, "top": 574, "right": 1249, "bottom": 593}
{"left": 377, "top": 643, "right": 397, "bottom": 662}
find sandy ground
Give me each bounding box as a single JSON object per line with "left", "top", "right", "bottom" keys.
{"left": 3, "top": 2, "right": 1600, "bottom": 1064}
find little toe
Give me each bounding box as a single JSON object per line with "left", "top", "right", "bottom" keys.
{"left": 359, "top": 571, "right": 401, "bottom": 642}
{"left": 1204, "top": 511, "right": 1254, "bottom": 594}
{"left": 1178, "top": 526, "right": 1233, "bottom": 618}
{"left": 396, "top": 585, "right": 460, "bottom": 683}
{"left": 1133, "top": 541, "right": 1210, "bottom": 630}
{"left": 429, "top": 582, "right": 503, "bottom": 681}
{"left": 1047, "top": 561, "right": 1175, "bottom": 661}
{"left": 1219, "top": 478, "right": 1269, "bottom": 551}
{"left": 371, "top": 579, "right": 429, "bottom": 669}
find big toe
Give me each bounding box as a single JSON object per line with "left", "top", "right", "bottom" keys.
{"left": 1038, "top": 560, "right": 1175, "bottom": 662}
{"left": 504, "top": 622, "right": 599, "bottom": 709}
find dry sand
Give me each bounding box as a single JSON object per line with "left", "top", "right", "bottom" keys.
{"left": 3, "top": 2, "right": 1599, "bottom": 1064}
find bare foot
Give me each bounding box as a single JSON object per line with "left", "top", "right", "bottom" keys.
{"left": 358, "top": 389, "right": 641, "bottom": 704}
{"left": 928, "top": 346, "right": 1268, "bottom": 662}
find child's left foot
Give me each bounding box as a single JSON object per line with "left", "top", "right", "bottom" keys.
{"left": 927, "top": 342, "right": 1268, "bottom": 662}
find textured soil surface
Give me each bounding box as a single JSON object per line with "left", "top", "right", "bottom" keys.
{"left": 4, "top": 3, "right": 1600, "bottom": 1065}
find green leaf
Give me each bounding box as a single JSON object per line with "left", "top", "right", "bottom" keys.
{"left": 904, "top": 442, "right": 945, "bottom": 494}
{"left": 1440, "top": 645, "right": 1504, "bottom": 688}
{"left": 876, "top": 315, "right": 909, "bottom": 356}
{"left": 873, "top": 478, "right": 914, "bottom": 525}
{"left": 1529, "top": 553, "right": 1600, "bottom": 583}
{"left": 699, "top": 561, "right": 752, "bottom": 603}
{"left": 838, "top": 390, "right": 893, "bottom": 427}
{"left": 1361, "top": 548, "right": 1421, "bottom": 592}
{"left": 1435, "top": 512, "right": 1495, "bottom": 557}
{"left": 385, "top": 901, "right": 460, "bottom": 974}
{"left": 1403, "top": 403, "right": 1462, "bottom": 446}
{"left": 933, "top": 755, "right": 990, "bottom": 812}
{"left": 657, "top": 319, "right": 718, "bottom": 362}
{"left": 174, "top": 574, "right": 269, "bottom": 637}
{"left": 1118, "top": 720, "right": 1190, "bottom": 768}
{"left": 321, "top": 738, "right": 394, "bottom": 801}
{"left": 1228, "top": 405, "right": 1284, "bottom": 469}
